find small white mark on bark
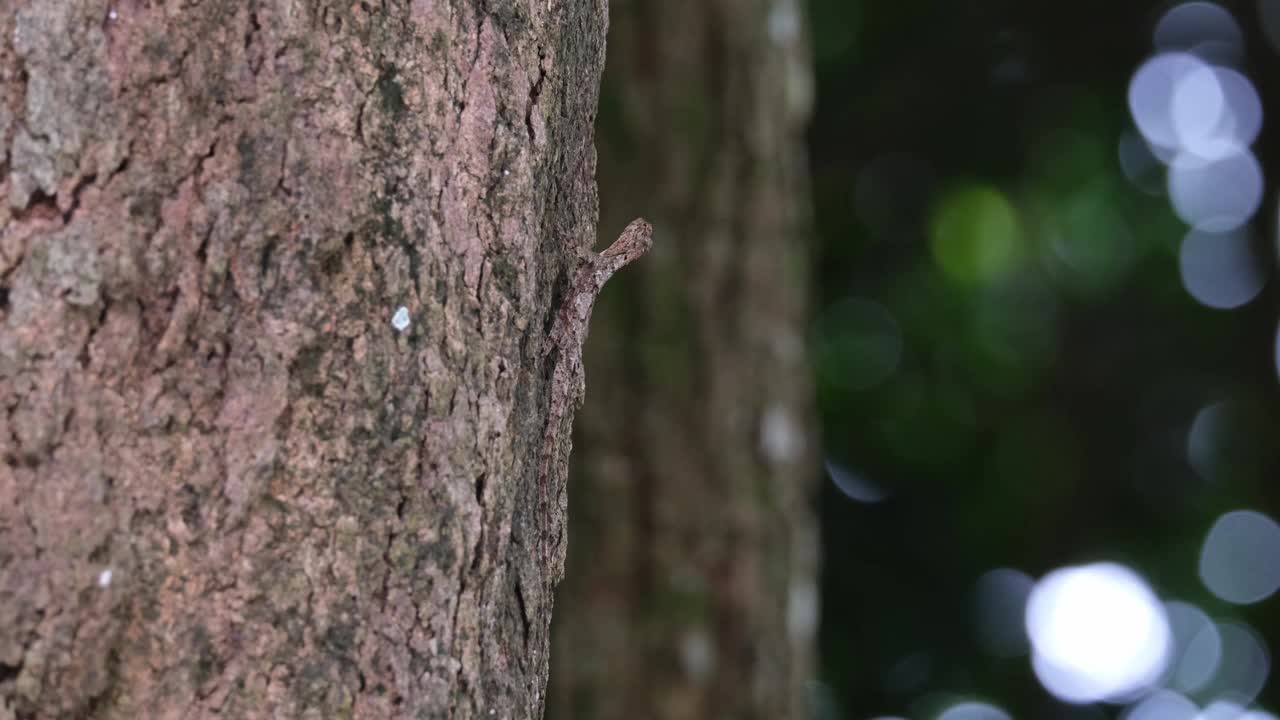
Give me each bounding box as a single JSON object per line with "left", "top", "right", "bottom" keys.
{"left": 768, "top": 0, "right": 799, "bottom": 45}
{"left": 108, "top": 8, "right": 119, "bottom": 20}
{"left": 680, "top": 628, "right": 715, "bottom": 680}
{"left": 391, "top": 306, "right": 411, "bottom": 332}
{"left": 771, "top": 329, "right": 804, "bottom": 366}
{"left": 760, "top": 404, "right": 803, "bottom": 463}
{"left": 98, "top": 568, "right": 113, "bottom": 587}
{"left": 787, "top": 580, "right": 819, "bottom": 640}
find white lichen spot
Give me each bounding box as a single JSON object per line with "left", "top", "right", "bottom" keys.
{"left": 768, "top": 0, "right": 800, "bottom": 45}
{"left": 787, "top": 580, "right": 819, "bottom": 640}
{"left": 503, "top": 169, "right": 510, "bottom": 176}
{"left": 771, "top": 329, "right": 804, "bottom": 366}
{"left": 760, "top": 404, "right": 803, "bottom": 464}
{"left": 98, "top": 568, "right": 113, "bottom": 588}
{"left": 107, "top": 8, "right": 119, "bottom": 21}
{"left": 391, "top": 306, "right": 411, "bottom": 332}
{"left": 680, "top": 628, "right": 715, "bottom": 681}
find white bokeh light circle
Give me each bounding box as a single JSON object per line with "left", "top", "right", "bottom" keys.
{"left": 936, "top": 702, "right": 1012, "bottom": 720}
{"left": 1172, "top": 66, "right": 1227, "bottom": 152}
{"left": 1198, "top": 699, "right": 1248, "bottom": 720}
{"left": 1211, "top": 67, "right": 1263, "bottom": 148}
{"left": 1025, "top": 563, "right": 1172, "bottom": 704}
{"left": 1162, "top": 601, "right": 1223, "bottom": 694}
{"left": 1130, "top": 52, "right": 1210, "bottom": 151}
{"left": 1199, "top": 510, "right": 1280, "bottom": 604}
{"left": 1155, "top": 2, "right": 1245, "bottom": 65}
{"left": 1167, "top": 145, "right": 1263, "bottom": 231}
{"left": 1208, "top": 620, "right": 1271, "bottom": 703}
{"left": 1178, "top": 228, "right": 1266, "bottom": 310}
{"left": 1121, "top": 689, "right": 1198, "bottom": 720}
{"left": 973, "top": 568, "right": 1034, "bottom": 658}
{"left": 825, "top": 461, "right": 889, "bottom": 504}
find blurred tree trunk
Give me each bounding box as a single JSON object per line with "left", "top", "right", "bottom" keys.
{"left": 550, "top": 0, "right": 818, "bottom": 718}
{"left": 0, "top": 1, "right": 609, "bottom": 717}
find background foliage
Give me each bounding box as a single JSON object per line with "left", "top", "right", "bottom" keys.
{"left": 808, "top": 1, "right": 1280, "bottom": 717}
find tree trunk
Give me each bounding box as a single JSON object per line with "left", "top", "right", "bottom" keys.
{"left": 549, "top": 0, "right": 818, "bottom": 718}
{"left": 0, "top": 1, "right": 608, "bottom": 717}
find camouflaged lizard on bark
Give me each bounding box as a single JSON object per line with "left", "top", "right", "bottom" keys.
{"left": 538, "top": 218, "right": 653, "bottom": 580}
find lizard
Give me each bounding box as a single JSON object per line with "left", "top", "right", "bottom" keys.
{"left": 537, "top": 217, "right": 653, "bottom": 583}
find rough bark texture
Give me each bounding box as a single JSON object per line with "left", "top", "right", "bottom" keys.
{"left": 0, "top": 0, "right": 607, "bottom": 717}
{"left": 549, "top": 0, "right": 818, "bottom": 718}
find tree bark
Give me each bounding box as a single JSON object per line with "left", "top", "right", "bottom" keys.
{"left": 0, "top": 0, "right": 608, "bottom": 717}
{"left": 549, "top": 0, "right": 818, "bottom": 718}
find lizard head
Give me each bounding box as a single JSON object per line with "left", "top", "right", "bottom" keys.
{"left": 600, "top": 218, "right": 654, "bottom": 263}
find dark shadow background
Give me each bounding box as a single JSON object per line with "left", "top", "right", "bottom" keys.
{"left": 808, "top": 0, "right": 1280, "bottom": 717}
